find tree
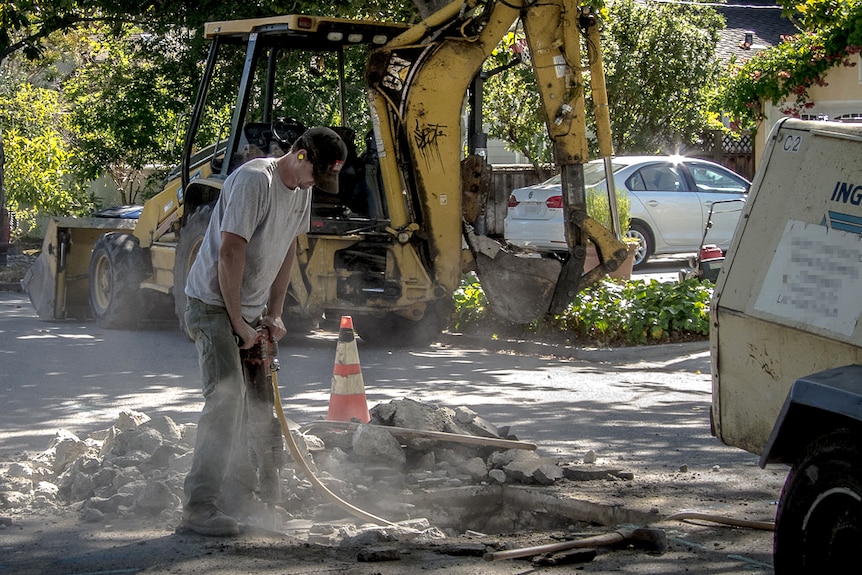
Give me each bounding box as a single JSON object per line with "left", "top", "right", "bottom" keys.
{"left": 603, "top": 0, "right": 723, "bottom": 153}
{"left": 0, "top": 80, "right": 94, "bottom": 230}
{"left": 1, "top": 1, "right": 100, "bottom": 244}
{"left": 0, "top": 0, "right": 425, "bottom": 232}
{"left": 482, "top": 0, "right": 724, "bottom": 165}
{"left": 63, "top": 26, "right": 189, "bottom": 204}
{"left": 483, "top": 32, "right": 555, "bottom": 175}
{"left": 715, "top": 0, "right": 862, "bottom": 131}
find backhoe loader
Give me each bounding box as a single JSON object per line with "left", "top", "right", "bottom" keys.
{"left": 24, "top": 0, "right": 627, "bottom": 344}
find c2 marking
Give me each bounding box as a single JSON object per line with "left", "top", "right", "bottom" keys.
{"left": 783, "top": 134, "right": 802, "bottom": 152}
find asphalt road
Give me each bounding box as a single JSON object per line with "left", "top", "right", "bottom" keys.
{"left": 0, "top": 269, "right": 785, "bottom": 574}
{"left": 0, "top": 253, "right": 696, "bottom": 455}
{"left": 1, "top": 285, "right": 726, "bottom": 466}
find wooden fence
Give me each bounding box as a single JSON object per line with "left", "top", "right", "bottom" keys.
{"left": 686, "top": 130, "right": 755, "bottom": 180}
{"left": 482, "top": 165, "right": 544, "bottom": 237}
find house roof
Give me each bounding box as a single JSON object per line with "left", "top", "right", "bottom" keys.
{"left": 715, "top": 0, "right": 798, "bottom": 65}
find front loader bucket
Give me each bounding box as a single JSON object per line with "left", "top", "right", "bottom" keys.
{"left": 22, "top": 216, "right": 136, "bottom": 320}
{"left": 22, "top": 254, "right": 56, "bottom": 319}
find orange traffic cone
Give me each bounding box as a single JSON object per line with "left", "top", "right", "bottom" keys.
{"left": 327, "top": 316, "right": 370, "bottom": 423}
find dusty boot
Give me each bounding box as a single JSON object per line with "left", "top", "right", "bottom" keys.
{"left": 181, "top": 504, "right": 240, "bottom": 536}
{"left": 221, "top": 492, "right": 285, "bottom": 528}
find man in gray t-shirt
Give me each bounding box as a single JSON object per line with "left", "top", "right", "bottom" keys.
{"left": 181, "top": 127, "right": 347, "bottom": 536}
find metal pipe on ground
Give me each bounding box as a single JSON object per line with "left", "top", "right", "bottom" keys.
{"left": 483, "top": 527, "right": 668, "bottom": 562}
{"left": 301, "top": 420, "right": 537, "bottom": 451}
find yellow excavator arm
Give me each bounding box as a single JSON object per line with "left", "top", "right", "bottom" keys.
{"left": 367, "top": 0, "right": 626, "bottom": 322}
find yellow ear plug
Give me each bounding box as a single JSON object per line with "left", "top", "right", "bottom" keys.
{"left": 298, "top": 154, "right": 305, "bottom": 160}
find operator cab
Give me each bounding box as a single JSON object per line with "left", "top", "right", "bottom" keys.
{"left": 230, "top": 118, "right": 381, "bottom": 235}
{"left": 181, "top": 15, "right": 407, "bottom": 237}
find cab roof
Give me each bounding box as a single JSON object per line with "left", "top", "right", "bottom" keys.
{"left": 204, "top": 14, "right": 410, "bottom": 49}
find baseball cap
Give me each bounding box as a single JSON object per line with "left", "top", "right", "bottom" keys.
{"left": 295, "top": 127, "right": 348, "bottom": 194}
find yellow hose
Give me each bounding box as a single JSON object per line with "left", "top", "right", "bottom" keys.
{"left": 270, "top": 370, "right": 399, "bottom": 528}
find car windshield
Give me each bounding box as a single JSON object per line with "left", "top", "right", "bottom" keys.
{"left": 688, "top": 163, "right": 749, "bottom": 193}
{"left": 539, "top": 161, "right": 625, "bottom": 188}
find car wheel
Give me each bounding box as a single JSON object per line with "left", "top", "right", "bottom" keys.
{"left": 774, "top": 430, "right": 862, "bottom": 573}
{"left": 625, "top": 221, "right": 653, "bottom": 268}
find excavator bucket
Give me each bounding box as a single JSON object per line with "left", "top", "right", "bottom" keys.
{"left": 474, "top": 251, "right": 561, "bottom": 324}
{"left": 465, "top": 229, "right": 562, "bottom": 324}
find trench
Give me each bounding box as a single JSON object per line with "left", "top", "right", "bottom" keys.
{"left": 391, "top": 485, "right": 655, "bottom": 535}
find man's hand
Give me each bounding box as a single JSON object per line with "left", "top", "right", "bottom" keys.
{"left": 260, "top": 314, "right": 287, "bottom": 341}
{"left": 233, "top": 320, "right": 259, "bottom": 350}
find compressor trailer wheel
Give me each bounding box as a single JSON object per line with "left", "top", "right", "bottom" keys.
{"left": 774, "top": 430, "right": 862, "bottom": 573}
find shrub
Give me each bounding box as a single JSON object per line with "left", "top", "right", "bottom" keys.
{"left": 451, "top": 272, "right": 490, "bottom": 332}
{"left": 452, "top": 274, "right": 713, "bottom": 347}
{"left": 551, "top": 278, "right": 712, "bottom": 346}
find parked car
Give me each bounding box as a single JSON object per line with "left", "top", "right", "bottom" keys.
{"left": 503, "top": 156, "right": 750, "bottom": 267}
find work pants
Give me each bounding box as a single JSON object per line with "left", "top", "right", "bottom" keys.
{"left": 183, "top": 297, "right": 256, "bottom": 510}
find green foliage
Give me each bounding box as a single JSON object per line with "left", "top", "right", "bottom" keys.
{"left": 483, "top": 31, "right": 554, "bottom": 171}
{"left": 782, "top": 0, "right": 852, "bottom": 33}
{"left": 715, "top": 0, "right": 862, "bottom": 130}
{"left": 451, "top": 273, "right": 489, "bottom": 331}
{"left": 602, "top": 0, "right": 724, "bottom": 153}
{"left": 452, "top": 275, "right": 713, "bottom": 347}
{"left": 63, "top": 25, "right": 187, "bottom": 204}
{"left": 554, "top": 278, "right": 712, "bottom": 346}
{"left": 0, "top": 0, "right": 421, "bottom": 216}
{"left": 1, "top": 0, "right": 419, "bottom": 64}
{"left": 0, "top": 81, "right": 95, "bottom": 229}
{"left": 482, "top": 0, "right": 723, "bottom": 164}
{"left": 587, "top": 186, "right": 631, "bottom": 232}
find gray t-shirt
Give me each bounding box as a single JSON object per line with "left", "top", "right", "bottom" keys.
{"left": 185, "top": 157, "right": 311, "bottom": 321}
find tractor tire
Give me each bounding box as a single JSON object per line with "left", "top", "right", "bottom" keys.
{"left": 173, "top": 202, "right": 214, "bottom": 336}
{"left": 773, "top": 429, "right": 862, "bottom": 573}
{"left": 89, "top": 232, "right": 147, "bottom": 329}
{"left": 625, "top": 221, "right": 653, "bottom": 269}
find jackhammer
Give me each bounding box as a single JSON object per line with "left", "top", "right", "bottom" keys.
{"left": 239, "top": 326, "right": 284, "bottom": 507}
{"left": 238, "top": 325, "right": 398, "bottom": 529}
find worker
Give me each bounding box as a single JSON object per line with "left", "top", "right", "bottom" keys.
{"left": 180, "top": 126, "right": 347, "bottom": 536}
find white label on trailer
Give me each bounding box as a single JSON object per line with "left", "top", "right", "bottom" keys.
{"left": 754, "top": 219, "right": 862, "bottom": 337}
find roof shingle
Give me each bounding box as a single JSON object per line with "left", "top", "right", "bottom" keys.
{"left": 714, "top": 0, "right": 797, "bottom": 64}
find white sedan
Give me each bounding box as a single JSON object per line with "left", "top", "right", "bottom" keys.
{"left": 503, "top": 156, "right": 749, "bottom": 267}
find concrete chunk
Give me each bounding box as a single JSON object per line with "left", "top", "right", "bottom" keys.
{"left": 352, "top": 424, "right": 406, "bottom": 465}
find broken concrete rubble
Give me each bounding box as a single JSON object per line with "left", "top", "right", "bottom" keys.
{"left": 0, "top": 399, "right": 634, "bottom": 540}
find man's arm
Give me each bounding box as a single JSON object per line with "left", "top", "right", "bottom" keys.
{"left": 218, "top": 231, "right": 257, "bottom": 349}
{"left": 261, "top": 239, "right": 297, "bottom": 341}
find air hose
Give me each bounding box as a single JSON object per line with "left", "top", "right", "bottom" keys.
{"left": 266, "top": 335, "right": 774, "bottom": 535}
{"left": 270, "top": 368, "right": 399, "bottom": 528}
